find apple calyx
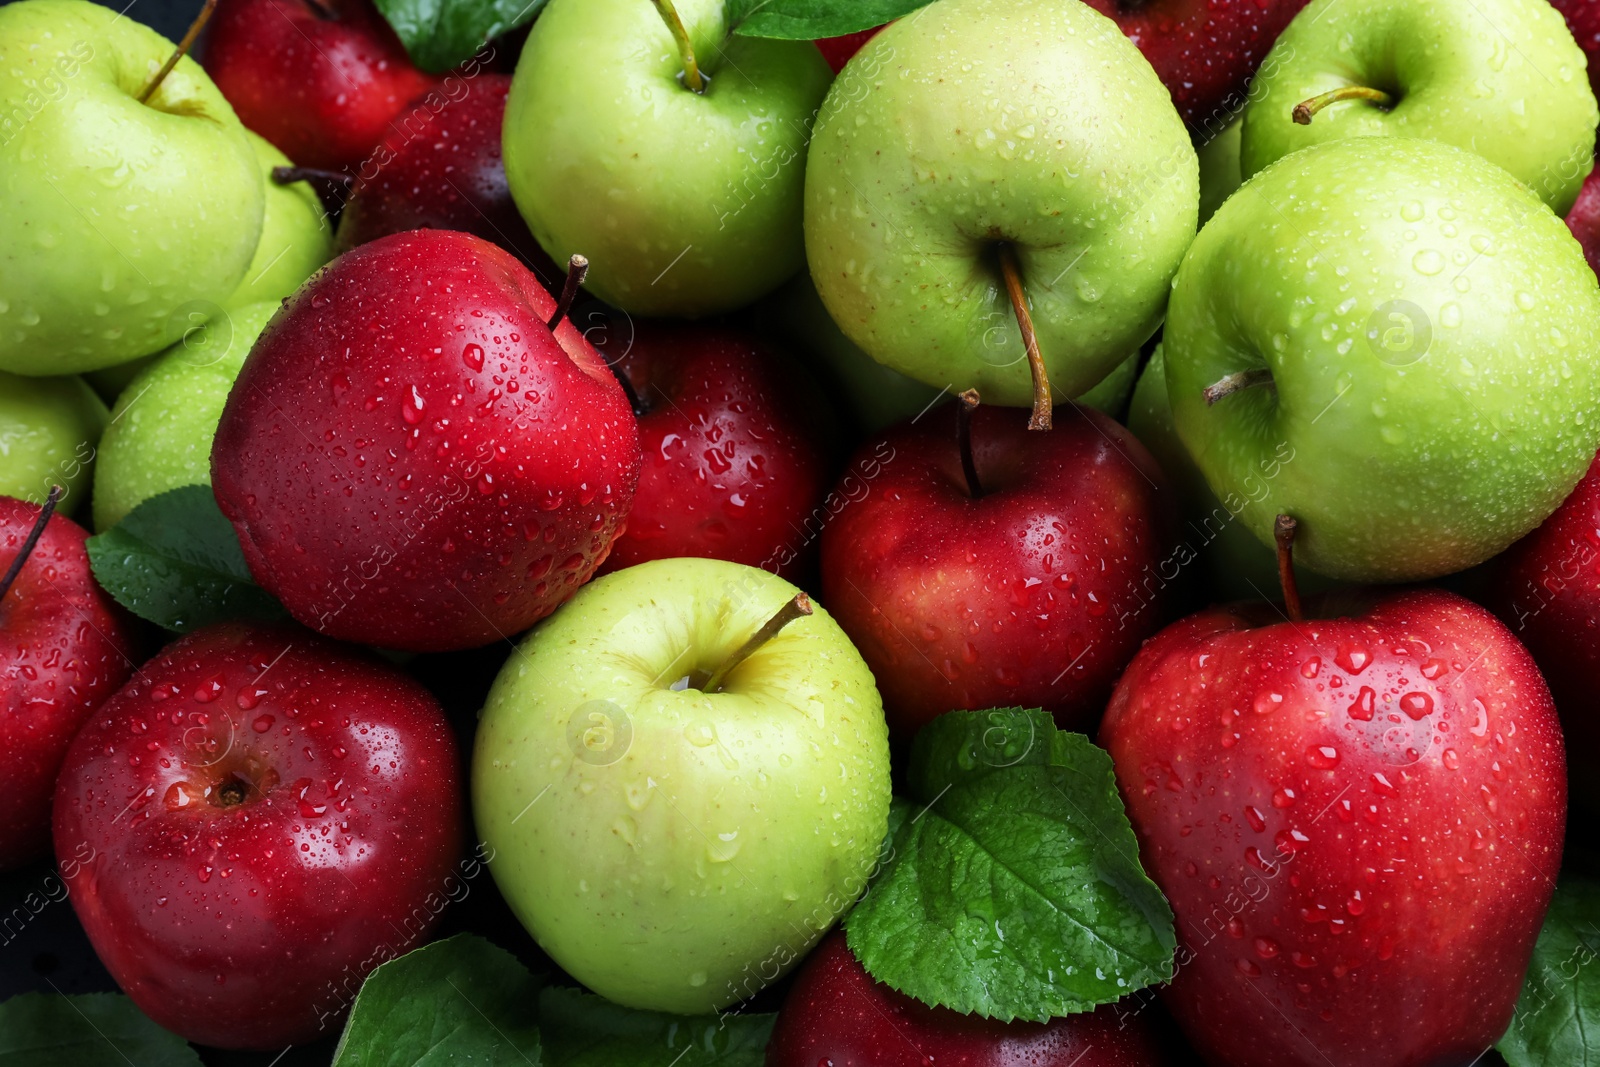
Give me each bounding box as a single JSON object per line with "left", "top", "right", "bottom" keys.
{"left": 1274, "top": 513, "right": 1304, "bottom": 623}
{"left": 547, "top": 254, "right": 590, "bottom": 331}
{"left": 699, "top": 593, "right": 813, "bottom": 693}
{"left": 138, "top": 0, "right": 219, "bottom": 104}
{"left": 1203, "top": 367, "right": 1275, "bottom": 405}
{"left": 957, "top": 388, "right": 983, "bottom": 498}
{"left": 995, "top": 243, "right": 1053, "bottom": 432}
{"left": 0, "top": 485, "right": 62, "bottom": 606}
{"left": 1292, "top": 86, "right": 1396, "bottom": 125}
{"left": 649, "top": 0, "right": 707, "bottom": 94}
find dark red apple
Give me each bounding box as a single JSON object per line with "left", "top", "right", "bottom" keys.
{"left": 1566, "top": 166, "right": 1600, "bottom": 280}
{"left": 0, "top": 494, "right": 139, "bottom": 870}
{"left": 211, "top": 230, "right": 642, "bottom": 652}
{"left": 596, "top": 322, "right": 833, "bottom": 580}
{"left": 204, "top": 0, "right": 439, "bottom": 173}
{"left": 54, "top": 621, "right": 463, "bottom": 1049}
{"left": 818, "top": 400, "right": 1172, "bottom": 737}
{"left": 815, "top": 27, "right": 885, "bottom": 73}
{"left": 766, "top": 932, "right": 1177, "bottom": 1067}
{"left": 1550, "top": 0, "right": 1600, "bottom": 100}
{"left": 1099, "top": 589, "right": 1565, "bottom": 1067}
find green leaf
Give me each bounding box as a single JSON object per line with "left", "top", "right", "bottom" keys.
{"left": 0, "top": 992, "right": 202, "bottom": 1067}
{"left": 845, "top": 708, "right": 1176, "bottom": 1023}
{"left": 1499, "top": 879, "right": 1600, "bottom": 1066}
{"left": 86, "top": 484, "right": 286, "bottom": 633}
{"left": 727, "top": 0, "right": 932, "bottom": 40}
{"left": 332, "top": 934, "right": 543, "bottom": 1067}
{"left": 540, "top": 987, "right": 773, "bottom": 1066}
{"left": 372, "top": 0, "right": 547, "bottom": 74}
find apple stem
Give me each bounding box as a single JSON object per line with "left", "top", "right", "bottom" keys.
{"left": 995, "top": 243, "right": 1052, "bottom": 432}
{"left": 138, "top": 0, "right": 218, "bottom": 105}
{"left": 271, "top": 166, "right": 353, "bottom": 191}
{"left": 957, "top": 388, "right": 983, "bottom": 498}
{"left": 1274, "top": 514, "right": 1304, "bottom": 624}
{"left": 0, "top": 486, "right": 63, "bottom": 607}
{"left": 1293, "top": 86, "right": 1396, "bottom": 125}
{"left": 649, "top": 0, "right": 706, "bottom": 94}
{"left": 702, "top": 593, "right": 813, "bottom": 693}
{"left": 606, "top": 358, "right": 647, "bottom": 417}
{"left": 547, "top": 254, "right": 590, "bottom": 332}
{"left": 1203, "top": 368, "right": 1275, "bottom": 406}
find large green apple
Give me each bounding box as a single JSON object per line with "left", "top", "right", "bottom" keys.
{"left": 804, "top": 0, "right": 1197, "bottom": 410}
{"left": 1242, "top": 0, "right": 1597, "bottom": 214}
{"left": 473, "top": 557, "right": 891, "bottom": 1014}
{"left": 0, "top": 371, "right": 106, "bottom": 512}
{"left": 92, "top": 301, "right": 278, "bottom": 530}
{"left": 0, "top": 0, "right": 264, "bottom": 376}
{"left": 503, "top": 0, "right": 831, "bottom": 317}
{"left": 1196, "top": 114, "right": 1243, "bottom": 228}
{"left": 1165, "top": 137, "right": 1600, "bottom": 583}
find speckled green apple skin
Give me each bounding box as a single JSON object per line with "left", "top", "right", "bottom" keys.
{"left": 1165, "top": 138, "right": 1600, "bottom": 583}
{"left": 227, "top": 132, "right": 332, "bottom": 309}
{"left": 1197, "top": 115, "right": 1243, "bottom": 228}
{"left": 473, "top": 557, "right": 891, "bottom": 1014}
{"left": 0, "top": 371, "right": 106, "bottom": 512}
{"left": 503, "top": 0, "right": 831, "bottom": 317}
{"left": 803, "top": 0, "right": 1197, "bottom": 408}
{"left": 0, "top": 0, "right": 263, "bottom": 375}
{"left": 1242, "top": 0, "right": 1597, "bottom": 215}
{"left": 92, "top": 301, "right": 277, "bottom": 530}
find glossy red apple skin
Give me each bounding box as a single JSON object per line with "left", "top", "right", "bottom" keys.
{"left": 1099, "top": 590, "right": 1565, "bottom": 1067}
{"left": 597, "top": 323, "right": 833, "bottom": 580}
{"left": 204, "top": 0, "right": 438, "bottom": 172}
{"left": 211, "top": 230, "right": 642, "bottom": 652}
{"left": 54, "top": 622, "right": 463, "bottom": 1049}
{"left": 1550, "top": 0, "right": 1600, "bottom": 100}
{"left": 815, "top": 27, "right": 884, "bottom": 73}
{"left": 0, "top": 497, "right": 140, "bottom": 870}
{"left": 819, "top": 402, "right": 1172, "bottom": 738}
{"left": 1566, "top": 167, "right": 1600, "bottom": 280}
{"left": 766, "top": 932, "right": 1176, "bottom": 1067}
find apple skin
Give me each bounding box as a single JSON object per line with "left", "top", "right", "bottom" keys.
{"left": 211, "top": 230, "right": 642, "bottom": 652}
{"left": 504, "top": 0, "right": 833, "bottom": 317}
{"left": 819, "top": 401, "right": 1173, "bottom": 737}
{"left": 0, "top": 496, "right": 139, "bottom": 869}
{"left": 0, "top": 372, "right": 107, "bottom": 514}
{"left": 1165, "top": 137, "right": 1600, "bottom": 583}
{"left": 1241, "top": 0, "right": 1597, "bottom": 214}
{"left": 814, "top": 27, "right": 882, "bottom": 73}
{"left": 204, "top": 0, "right": 438, "bottom": 173}
{"left": 1196, "top": 114, "right": 1243, "bottom": 227}
{"left": 54, "top": 621, "right": 462, "bottom": 1048}
{"left": 473, "top": 557, "right": 891, "bottom": 1014}
{"left": 230, "top": 131, "right": 335, "bottom": 308}
{"left": 1567, "top": 165, "right": 1600, "bottom": 281}
{"left": 93, "top": 301, "right": 279, "bottom": 531}
{"left": 1099, "top": 589, "right": 1565, "bottom": 1067}
{"left": 1550, "top": 0, "right": 1600, "bottom": 100}
{"left": 0, "top": 0, "right": 264, "bottom": 376}
{"left": 804, "top": 0, "right": 1198, "bottom": 407}
{"left": 765, "top": 932, "right": 1178, "bottom": 1067}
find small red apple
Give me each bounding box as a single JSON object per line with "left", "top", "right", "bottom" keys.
{"left": 54, "top": 621, "right": 463, "bottom": 1049}
{"left": 819, "top": 398, "right": 1172, "bottom": 737}
{"left": 211, "top": 230, "right": 642, "bottom": 652}
{"left": 1099, "top": 587, "right": 1565, "bottom": 1067}
{"left": 1566, "top": 166, "right": 1600, "bottom": 280}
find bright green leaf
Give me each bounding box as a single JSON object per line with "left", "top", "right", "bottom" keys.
{"left": 372, "top": 0, "right": 548, "bottom": 74}
{"left": 1499, "top": 879, "right": 1600, "bottom": 1066}
{"left": 727, "top": 0, "right": 932, "bottom": 40}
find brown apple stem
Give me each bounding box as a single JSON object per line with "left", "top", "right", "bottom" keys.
{"left": 1293, "top": 86, "right": 1395, "bottom": 125}
{"left": 271, "top": 166, "right": 353, "bottom": 190}
{"left": 957, "top": 388, "right": 983, "bottom": 498}
{"left": 649, "top": 0, "right": 706, "bottom": 94}
{"left": 0, "top": 486, "right": 63, "bottom": 606}
{"left": 995, "top": 243, "right": 1052, "bottom": 432}
{"left": 547, "top": 254, "right": 589, "bottom": 331}
{"left": 138, "top": 0, "right": 218, "bottom": 104}
{"left": 1275, "top": 514, "right": 1304, "bottom": 624}
{"left": 703, "top": 593, "right": 813, "bottom": 693}
{"left": 1203, "top": 368, "right": 1275, "bottom": 406}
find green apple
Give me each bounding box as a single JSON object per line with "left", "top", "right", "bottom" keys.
{"left": 503, "top": 0, "right": 831, "bottom": 317}
{"left": 92, "top": 301, "right": 278, "bottom": 530}
{"left": 225, "top": 131, "right": 333, "bottom": 309}
{"left": 1241, "top": 0, "right": 1597, "bottom": 214}
{"left": 474, "top": 557, "right": 891, "bottom": 1014}
{"left": 804, "top": 0, "right": 1197, "bottom": 410}
{"left": 1196, "top": 113, "right": 1243, "bottom": 228}
{"left": 0, "top": 371, "right": 106, "bottom": 512}
{"left": 0, "top": 0, "right": 264, "bottom": 376}
{"left": 1165, "top": 137, "right": 1600, "bottom": 583}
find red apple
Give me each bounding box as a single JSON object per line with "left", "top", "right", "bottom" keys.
{"left": 1550, "top": 0, "right": 1600, "bottom": 100}
{"left": 815, "top": 27, "right": 885, "bottom": 73}
{"left": 818, "top": 400, "right": 1172, "bottom": 737}
{"left": 1567, "top": 166, "right": 1600, "bottom": 280}
{"left": 204, "top": 0, "right": 438, "bottom": 173}
{"left": 210, "top": 230, "right": 641, "bottom": 652}
{"left": 1099, "top": 588, "right": 1566, "bottom": 1067}
{"left": 0, "top": 494, "right": 140, "bottom": 870}
{"left": 54, "top": 621, "right": 463, "bottom": 1049}
{"left": 766, "top": 932, "right": 1178, "bottom": 1067}
{"left": 596, "top": 322, "right": 833, "bottom": 580}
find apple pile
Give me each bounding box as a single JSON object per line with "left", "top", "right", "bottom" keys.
{"left": 4, "top": 0, "right": 1600, "bottom": 1063}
